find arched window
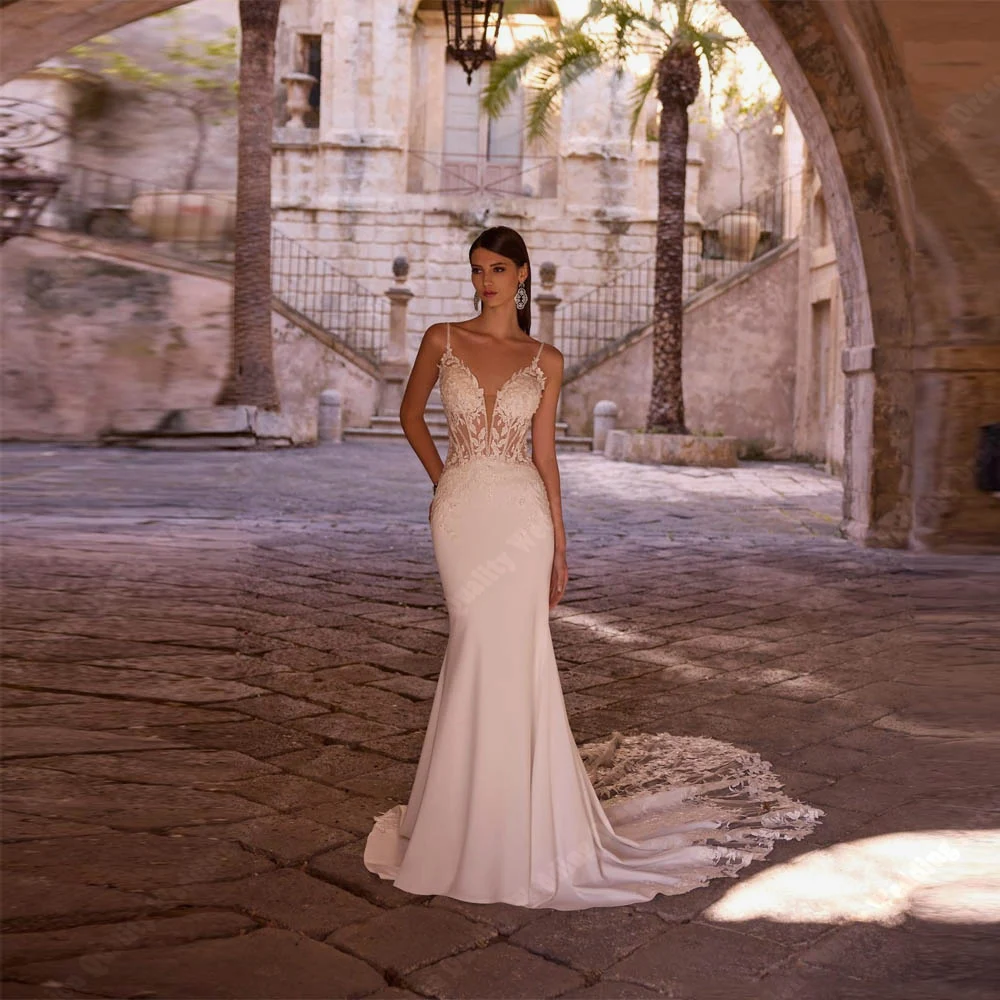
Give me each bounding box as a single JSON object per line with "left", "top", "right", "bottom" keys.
{"left": 813, "top": 190, "right": 830, "bottom": 246}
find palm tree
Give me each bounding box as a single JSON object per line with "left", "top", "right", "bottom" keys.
{"left": 484, "top": 1, "right": 735, "bottom": 434}
{"left": 216, "top": 0, "right": 281, "bottom": 410}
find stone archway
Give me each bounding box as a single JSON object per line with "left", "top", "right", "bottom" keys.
{"left": 0, "top": 0, "right": 192, "bottom": 84}
{"left": 724, "top": 1, "right": 1000, "bottom": 550}
{"left": 724, "top": 1, "right": 914, "bottom": 548}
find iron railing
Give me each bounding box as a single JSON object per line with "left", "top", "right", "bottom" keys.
{"left": 556, "top": 172, "right": 802, "bottom": 366}
{"left": 33, "top": 158, "right": 389, "bottom": 363}
{"left": 271, "top": 229, "right": 388, "bottom": 363}
{"left": 407, "top": 151, "right": 558, "bottom": 199}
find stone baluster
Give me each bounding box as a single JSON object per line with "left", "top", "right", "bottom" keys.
{"left": 534, "top": 261, "right": 560, "bottom": 346}
{"left": 381, "top": 255, "right": 414, "bottom": 415}
{"left": 534, "top": 261, "right": 565, "bottom": 424}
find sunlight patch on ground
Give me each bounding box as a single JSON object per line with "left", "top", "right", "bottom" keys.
{"left": 704, "top": 829, "right": 1000, "bottom": 926}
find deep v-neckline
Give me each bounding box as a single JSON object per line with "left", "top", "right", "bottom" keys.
{"left": 442, "top": 347, "right": 543, "bottom": 442}
{"left": 438, "top": 327, "right": 546, "bottom": 451}
{"left": 439, "top": 329, "right": 546, "bottom": 448}
{"left": 445, "top": 347, "right": 541, "bottom": 401}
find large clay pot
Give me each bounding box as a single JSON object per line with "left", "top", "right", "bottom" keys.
{"left": 129, "top": 190, "right": 235, "bottom": 243}
{"left": 716, "top": 208, "right": 761, "bottom": 263}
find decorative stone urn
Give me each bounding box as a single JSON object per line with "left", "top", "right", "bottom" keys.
{"left": 604, "top": 429, "right": 739, "bottom": 468}
{"left": 281, "top": 71, "right": 318, "bottom": 128}
{"left": 716, "top": 208, "right": 761, "bottom": 263}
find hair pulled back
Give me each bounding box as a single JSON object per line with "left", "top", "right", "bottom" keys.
{"left": 469, "top": 226, "right": 531, "bottom": 334}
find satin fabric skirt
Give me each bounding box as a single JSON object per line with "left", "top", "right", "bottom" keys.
{"left": 363, "top": 458, "right": 823, "bottom": 909}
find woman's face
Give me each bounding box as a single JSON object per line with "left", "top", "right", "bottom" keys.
{"left": 470, "top": 247, "right": 528, "bottom": 310}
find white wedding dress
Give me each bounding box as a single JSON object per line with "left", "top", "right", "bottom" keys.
{"left": 363, "top": 324, "right": 823, "bottom": 909}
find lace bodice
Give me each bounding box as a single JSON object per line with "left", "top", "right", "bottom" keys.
{"left": 437, "top": 324, "right": 547, "bottom": 468}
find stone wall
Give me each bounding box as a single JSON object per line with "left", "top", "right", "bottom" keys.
{"left": 273, "top": 201, "right": 660, "bottom": 358}
{"left": 561, "top": 241, "right": 800, "bottom": 457}
{"left": 0, "top": 235, "right": 379, "bottom": 444}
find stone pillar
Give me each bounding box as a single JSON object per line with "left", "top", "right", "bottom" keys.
{"left": 534, "top": 261, "right": 561, "bottom": 346}
{"left": 318, "top": 389, "right": 343, "bottom": 444}
{"left": 592, "top": 400, "right": 618, "bottom": 452}
{"left": 380, "top": 255, "right": 414, "bottom": 416}
{"left": 534, "top": 261, "right": 564, "bottom": 424}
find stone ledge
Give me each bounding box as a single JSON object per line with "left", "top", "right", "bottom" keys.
{"left": 604, "top": 429, "right": 740, "bottom": 468}
{"left": 101, "top": 407, "right": 296, "bottom": 449}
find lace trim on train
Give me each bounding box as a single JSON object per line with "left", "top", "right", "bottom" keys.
{"left": 580, "top": 729, "right": 825, "bottom": 871}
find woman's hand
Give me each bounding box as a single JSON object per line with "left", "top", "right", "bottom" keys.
{"left": 549, "top": 549, "right": 568, "bottom": 608}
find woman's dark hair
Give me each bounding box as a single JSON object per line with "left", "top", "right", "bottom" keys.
{"left": 469, "top": 226, "right": 531, "bottom": 334}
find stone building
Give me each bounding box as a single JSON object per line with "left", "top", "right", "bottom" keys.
{"left": 269, "top": 0, "right": 836, "bottom": 463}
{"left": 1, "top": 0, "right": 996, "bottom": 549}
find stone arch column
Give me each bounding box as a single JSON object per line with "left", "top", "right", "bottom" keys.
{"left": 724, "top": 0, "right": 916, "bottom": 548}
{"left": 0, "top": 0, "right": 191, "bottom": 84}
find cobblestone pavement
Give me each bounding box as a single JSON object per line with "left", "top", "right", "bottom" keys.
{"left": 2, "top": 442, "right": 997, "bottom": 1000}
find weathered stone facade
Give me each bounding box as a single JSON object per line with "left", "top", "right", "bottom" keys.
{"left": 563, "top": 241, "right": 801, "bottom": 456}
{"left": 0, "top": 235, "right": 379, "bottom": 443}
{"left": 724, "top": 0, "right": 1000, "bottom": 548}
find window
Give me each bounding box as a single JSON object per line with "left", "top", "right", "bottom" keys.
{"left": 442, "top": 61, "right": 523, "bottom": 195}
{"left": 812, "top": 190, "right": 830, "bottom": 247}
{"left": 298, "top": 34, "right": 322, "bottom": 128}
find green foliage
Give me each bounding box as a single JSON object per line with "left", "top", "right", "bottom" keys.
{"left": 67, "top": 22, "right": 239, "bottom": 123}
{"left": 62, "top": 13, "right": 240, "bottom": 189}
{"left": 484, "top": 0, "right": 740, "bottom": 143}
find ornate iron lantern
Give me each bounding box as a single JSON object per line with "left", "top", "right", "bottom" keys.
{"left": 443, "top": 1, "right": 506, "bottom": 85}
{"left": 0, "top": 98, "right": 66, "bottom": 244}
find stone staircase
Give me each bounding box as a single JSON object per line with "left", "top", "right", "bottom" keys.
{"left": 344, "top": 387, "right": 593, "bottom": 451}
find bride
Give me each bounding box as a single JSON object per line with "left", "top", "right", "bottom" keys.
{"left": 363, "top": 226, "right": 823, "bottom": 909}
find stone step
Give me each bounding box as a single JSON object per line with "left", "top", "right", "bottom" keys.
{"left": 344, "top": 426, "right": 594, "bottom": 451}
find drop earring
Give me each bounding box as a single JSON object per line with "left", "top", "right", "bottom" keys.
{"left": 514, "top": 281, "right": 528, "bottom": 310}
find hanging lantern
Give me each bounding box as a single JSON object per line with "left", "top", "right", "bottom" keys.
{"left": 443, "top": 1, "right": 506, "bottom": 86}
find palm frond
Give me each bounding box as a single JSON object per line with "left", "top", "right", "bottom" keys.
{"left": 525, "top": 81, "right": 563, "bottom": 143}
{"left": 521, "top": 29, "right": 604, "bottom": 140}
{"left": 626, "top": 65, "right": 657, "bottom": 140}
{"left": 482, "top": 35, "right": 557, "bottom": 118}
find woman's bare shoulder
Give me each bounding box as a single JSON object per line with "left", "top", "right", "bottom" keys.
{"left": 420, "top": 323, "right": 450, "bottom": 352}
{"left": 535, "top": 340, "right": 564, "bottom": 373}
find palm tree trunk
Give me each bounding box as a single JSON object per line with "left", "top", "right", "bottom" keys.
{"left": 216, "top": 0, "right": 281, "bottom": 410}
{"left": 645, "top": 43, "right": 700, "bottom": 434}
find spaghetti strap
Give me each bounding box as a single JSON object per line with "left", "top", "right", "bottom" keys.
{"left": 445, "top": 323, "right": 451, "bottom": 354}
{"left": 534, "top": 340, "right": 545, "bottom": 363}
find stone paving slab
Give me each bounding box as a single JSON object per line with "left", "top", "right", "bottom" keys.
{"left": 8, "top": 928, "right": 386, "bottom": 999}
{"left": 328, "top": 905, "right": 498, "bottom": 976}
{"left": 1, "top": 443, "right": 997, "bottom": 999}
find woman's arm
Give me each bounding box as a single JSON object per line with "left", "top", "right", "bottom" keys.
{"left": 531, "top": 343, "right": 567, "bottom": 557}
{"left": 399, "top": 323, "right": 447, "bottom": 487}
{"left": 532, "top": 344, "right": 568, "bottom": 607}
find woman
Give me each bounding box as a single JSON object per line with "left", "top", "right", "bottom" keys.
{"left": 363, "top": 226, "right": 823, "bottom": 909}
